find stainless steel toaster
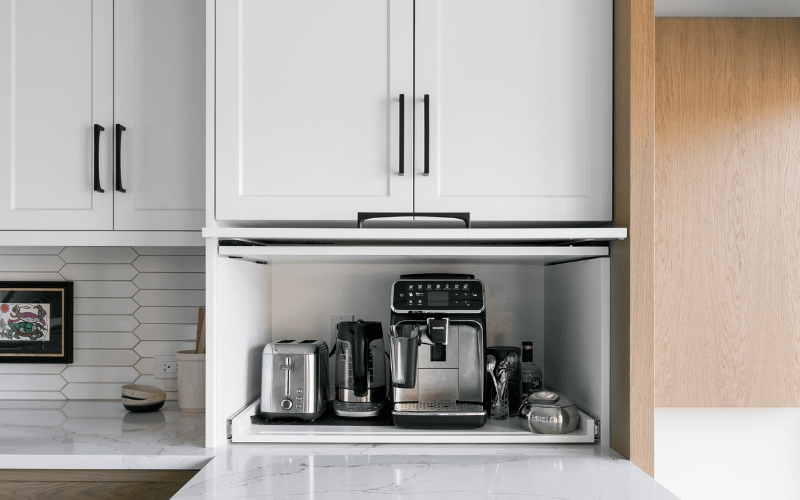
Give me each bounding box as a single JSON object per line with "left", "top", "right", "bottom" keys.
{"left": 260, "top": 339, "right": 329, "bottom": 421}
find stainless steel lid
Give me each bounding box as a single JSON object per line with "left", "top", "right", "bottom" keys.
{"left": 522, "top": 391, "right": 576, "bottom": 409}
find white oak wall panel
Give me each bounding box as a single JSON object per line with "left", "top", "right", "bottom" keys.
{"left": 0, "top": 246, "right": 204, "bottom": 400}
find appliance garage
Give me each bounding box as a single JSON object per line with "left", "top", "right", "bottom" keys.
{"left": 210, "top": 228, "right": 622, "bottom": 446}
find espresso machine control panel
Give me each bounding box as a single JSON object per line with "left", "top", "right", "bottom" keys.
{"left": 391, "top": 278, "right": 485, "bottom": 313}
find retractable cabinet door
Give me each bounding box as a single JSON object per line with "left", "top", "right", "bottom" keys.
{"left": 113, "top": 0, "right": 205, "bottom": 230}
{"left": 215, "top": 0, "right": 414, "bottom": 223}
{"left": 544, "top": 257, "right": 610, "bottom": 446}
{"left": 414, "top": 0, "right": 612, "bottom": 223}
{"left": 0, "top": 0, "right": 113, "bottom": 230}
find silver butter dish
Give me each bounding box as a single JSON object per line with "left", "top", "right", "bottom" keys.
{"left": 518, "top": 390, "right": 580, "bottom": 434}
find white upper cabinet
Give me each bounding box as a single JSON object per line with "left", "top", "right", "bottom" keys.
{"left": 0, "top": 0, "right": 113, "bottom": 230}
{"left": 215, "top": 0, "right": 414, "bottom": 222}
{"left": 113, "top": 0, "right": 206, "bottom": 230}
{"left": 414, "top": 0, "right": 612, "bottom": 222}
{"left": 215, "top": 0, "right": 612, "bottom": 225}
{"left": 0, "top": 0, "right": 204, "bottom": 232}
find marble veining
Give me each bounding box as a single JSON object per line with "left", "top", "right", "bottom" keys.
{"left": 0, "top": 400, "right": 211, "bottom": 469}
{"left": 174, "top": 444, "right": 680, "bottom": 499}
{"left": 0, "top": 401, "right": 680, "bottom": 499}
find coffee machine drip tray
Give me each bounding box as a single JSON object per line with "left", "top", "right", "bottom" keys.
{"left": 392, "top": 401, "right": 487, "bottom": 429}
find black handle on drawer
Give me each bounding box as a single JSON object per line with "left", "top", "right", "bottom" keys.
{"left": 423, "top": 94, "right": 430, "bottom": 176}
{"left": 399, "top": 94, "right": 405, "bottom": 176}
{"left": 115, "top": 124, "right": 127, "bottom": 193}
{"left": 93, "top": 124, "right": 105, "bottom": 193}
{"left": 357, "top": 212, "right": 470, "bottom": 228}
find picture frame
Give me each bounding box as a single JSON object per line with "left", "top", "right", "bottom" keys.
{"left": 0, "top": 281, "right": 73, "bottom": 363}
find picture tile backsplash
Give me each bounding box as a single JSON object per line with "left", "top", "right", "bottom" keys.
{"left": 0, "top": 246, "right": 204, "bottom": 400}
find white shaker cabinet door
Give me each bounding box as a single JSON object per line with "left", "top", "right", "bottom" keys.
{"left": 216, "top": 0, "right": 414, "bottom": 223}
{"left": 0, "top": 0, "right": 113, "bottom": 230}
{"left": 414, "top": 0, "right": 612, "bottom": 223}
{"left": 113, "top": 0, "right": 205, "bottom": 231}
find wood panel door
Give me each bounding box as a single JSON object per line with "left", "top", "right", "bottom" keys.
{"left": 113, "top": 0, "right": 205, "bottom": 230}
{"left": 413, "top": 0, "right": 612, "bottom": 223}
{"left": 0, "top": 0, "right": 113, "bottom": 230}
{"left": 215, "top": 0, "right": 414, "bottom": 223}
{"left": 655, "top": 19, "right": 800, "bottom": 406}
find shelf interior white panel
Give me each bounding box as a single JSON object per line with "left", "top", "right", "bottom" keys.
{"left": 218, "top": 246, "right": 608, "bottom": 266}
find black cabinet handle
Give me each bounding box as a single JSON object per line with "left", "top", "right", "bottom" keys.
{"left": 357, "top": 212, "right": 470, "bottom": 228}
{"left": 399, "top": 94, "right": 405, "bottom": 176}
{"left": 115, "top": 124, "right": 127, "bottom": 193}
{"left": 93, "top": 124, "right": 105, "bottom": 193}
{"left": 423, "top": 94, "right": 430, "bottom": 176}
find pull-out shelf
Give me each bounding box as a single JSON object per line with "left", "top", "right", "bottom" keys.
{"left": 229, "top": 399, "right": 597, "bottom": 445}
{"left": 204, "top": 227, "right": 627, "bottom": 245}
{"left": 217, "top": 245, "right": 608, "bottom": 265}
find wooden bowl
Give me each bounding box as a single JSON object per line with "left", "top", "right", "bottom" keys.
{"left": 121, "top": 384, "right": 166, "bottom": 400}
{"left": 121, "top": 384, "right": 167, "bottom": 412}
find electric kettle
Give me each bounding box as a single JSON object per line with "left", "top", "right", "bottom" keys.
{"left": 333, "top": 320, "right": 387, "bottom": 418}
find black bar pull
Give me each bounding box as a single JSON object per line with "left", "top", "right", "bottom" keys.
{"left": 93, "top": 124, "right": 105, "bottom": 193}
{"left": 398, "top": 94, "right": 405, "bottom": 176}
{"left": 423, "top": 94, "right": 430, "bottom": 176}
{"left": 115, "top": 124, "right": 127, "bottom": 193}
{"left": 357, "top": 212, "right": 470, "bottom": 228}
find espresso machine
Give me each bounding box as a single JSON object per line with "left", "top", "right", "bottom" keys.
{"left": 388, "top": 273, "right": 487, "bottom": 428}
{"left": 333, "top": 320, "right": 387, "bottom": 417}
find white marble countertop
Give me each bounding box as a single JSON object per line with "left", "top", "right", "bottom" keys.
{"left": 0, "top": 401, "right": 680, "bottom": 499}
{"left": 0, "top": 400, "right": 211, "bottom": 469}
{"left": 176, "top": 443, "right": 680, "bottom": 499}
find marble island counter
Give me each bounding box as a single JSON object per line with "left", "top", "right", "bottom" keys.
{"left": 176, "top": 444, "right": 680, "bottom": 499}
{"left": 0, "top": 401, "right": 680, "bottom": 499}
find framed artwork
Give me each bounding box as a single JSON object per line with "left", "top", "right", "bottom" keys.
{"left": 0, "top": 281, "right": 73, "bottom": 363}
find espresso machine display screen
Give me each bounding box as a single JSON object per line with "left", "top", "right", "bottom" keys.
{"left": 427, "top": 291, "right": 448, "bottom": 306}
{"left": 392, "top": 279, "right": 485, "bottom": 313}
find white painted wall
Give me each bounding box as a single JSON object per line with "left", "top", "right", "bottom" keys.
{"left": 268, "top": 262, "right": 544, "bottom": 370}
{"left": 655, "top": 0, "right": 800, "bottom": 17}
{"left": 655, "top": 408, "right": 800, "bottom": 499}
{"left": 0, "top": 246, "right": 205, "bottom": 400}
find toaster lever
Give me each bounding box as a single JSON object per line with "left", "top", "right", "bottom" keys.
{"left": 282, "top": 357, "right": 292, "bottom": 396}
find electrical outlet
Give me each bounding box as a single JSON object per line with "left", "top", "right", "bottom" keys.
{"left": 329, "top": 314, "right": 354, "bottom": 347}
{"left": 154, "top": 355, "right": 178, "bottom": 379}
